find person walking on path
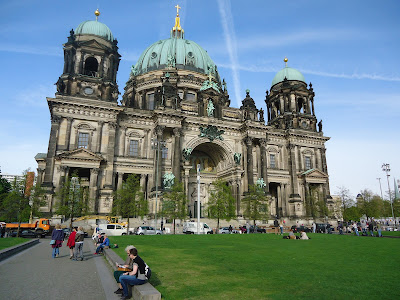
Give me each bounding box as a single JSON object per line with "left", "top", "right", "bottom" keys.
{"left": 51, "top": 224, "right": 65, "bottom": 258}
{"left": 368, "top": 221, "right": 374, "bottom": 237}
{"left": 119, "top": 247, "right": 148, "bottom": 300}
{"left": 353, "top": 223, "right": 359, "bottom": 236}
{"left": 312, "top": 222, "right": 316, "bottom": 233}
{"left": 280, "top": 221, "right": 284, "bottom": 235}
{"left": 377, "top": 221, "right": 382, "bottom": 237}
{"left": 95, "top": 234, "right": 110, "bottom": 254}
{"left": 67, "top": 227, "right": 77, "bottom": 259}
{"left": 113, "top": 245, "right": 135, "bottom": 295}
{"left": 74, "top": 226, "right": 85, "bottom": 261}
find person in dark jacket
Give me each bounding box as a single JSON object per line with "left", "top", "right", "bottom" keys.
{"left": 51, "top": 224, "right": 65, "bottom": 258}
{"left": 73, "top": 226, "right": 85, "bottom": 261}
{"left": 119, "top": 247, "right": 148, "bottom": 299}
{"left": 94, "top": 234, "right": 110, "bottom": 254}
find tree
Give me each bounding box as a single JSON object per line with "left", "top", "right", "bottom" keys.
{"left": 0, "top": 175, "right": 12, "bottom": 218}
{"left": 357, "top": 189, "right": 383, "bottom": 219}
{"left": 241, "top": 184, "right": 269, "bottom": 226}
{"left": 336, "top": 186, "right": 356, "bottom": 220}
{"left": 1, "top": 171, "right": 31, "bottom": 236}
{"left": 29, "top": 182, "right": 47, "bottom": 220}
{"left": 162, "top": 182, "right": 187, "bottom": 234}
{"left": 113, "top": 174, "right": 148, "bottom": 234}
{"left": 344, "top": 206, "right": 362, "bottom": 222}
{"left": 56, "top": 171, "right": 89, "bottom": 228}
{"left": 207, "top": 180, "right": 236, "bottom": 233}
{"left": 305, "top": 185, "right": 329, "bottom": 219}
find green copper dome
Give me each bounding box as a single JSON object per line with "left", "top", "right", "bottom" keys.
{"left": 271, "top": 66, "right": 306, "bottom": 87}
{"left": 131, "top": 37, "right": 218, "bottom": 77}
{"left": 75, "top": 20, "right": 114, "bottom": 42}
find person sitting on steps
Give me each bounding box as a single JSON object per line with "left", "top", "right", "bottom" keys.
{"left": 114, "top": 245, "right": 136, "bottom": 295}
{"left": 94, "top": 234, "right": 110, "bottom": 254}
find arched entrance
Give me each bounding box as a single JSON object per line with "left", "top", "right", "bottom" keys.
{"left": 184, "top": 140, "right": 238, "bottom": 218}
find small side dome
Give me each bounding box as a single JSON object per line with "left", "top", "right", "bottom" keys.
{"left": 271, "top": 66, "right": 306, "bottom": 87}
{"left": 271, "top": 58, "right": 305, "bottom": 87}
{"left": 75, "top": 20, "right": 114, "bottom": 42}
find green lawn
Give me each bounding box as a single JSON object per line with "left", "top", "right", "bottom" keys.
{"left": 0, "top": 238, "right": 30, "bottom": 250}
{"left": 109, "top": 234, "right": 400, "bottom": 300}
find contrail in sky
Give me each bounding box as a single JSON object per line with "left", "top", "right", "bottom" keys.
{"left": 217, "top": 0, "right": 241, "bottom": 107}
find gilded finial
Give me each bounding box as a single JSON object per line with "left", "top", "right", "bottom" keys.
{"left": 171, "top": 4, "right": 184, "bottom": 38}
{"left": 175, "top": 4, "right": 181, "bottom": 16}
{"left": 95, "top": 9, "right": 100, "bottom": 21}
{"left": 284, "top": 56, "right": 288, "bottom": 67}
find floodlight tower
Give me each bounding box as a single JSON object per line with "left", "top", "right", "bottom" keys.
{"left": 382, "top": 163, "right": 395, "bottom": 225}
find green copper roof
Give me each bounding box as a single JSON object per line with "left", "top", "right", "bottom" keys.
{"left": 75, "top": 20, "right": 114, "bottom": 42}
{"left": 131, "top": 38, "right": 218, "bottom": 78}
{"left": 271, "top": 66, "right": 306, "bottom": 87}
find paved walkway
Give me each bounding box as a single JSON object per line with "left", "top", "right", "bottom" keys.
{"left": 0, "top": 238, "right": 121, "bottom": 300}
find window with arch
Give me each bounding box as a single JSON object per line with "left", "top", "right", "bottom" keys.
{"left": 84, "top": 57, "right": 98, "bottom": 77}
{"left": 305, "top": 156, "right": 312, "bottom": 170}
{"left": 147, "top": 93, "right": 155, "bottom": 110}
{"left": 78, "top": 132, "right": 89, "bottom": 149}
{"left": 269, "top": 154, "right": 276, "bottom": 168}
{"left": 129, "top": 140, "right": 139, "bottom": 157}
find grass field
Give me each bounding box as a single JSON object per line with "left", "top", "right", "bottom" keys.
{"left": 0, "top": 238, "right": 30, "bottom": 250}
{"left": 109, "top": 234, "right": 399, "bottom": 300}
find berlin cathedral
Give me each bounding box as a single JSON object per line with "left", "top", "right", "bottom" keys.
{"left": 36, "top": 7, "right": 333, "bottom": 222}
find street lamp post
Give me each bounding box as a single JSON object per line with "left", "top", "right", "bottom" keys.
{"left": 152, "top": 138, "right": 166, "bottom": 231}
{"left": 382, "top": 163, "right": 395, "bottom": 226}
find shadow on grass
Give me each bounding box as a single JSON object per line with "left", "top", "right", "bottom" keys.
{"left": 149, "top": 271, "right": 162, "bottom": 287}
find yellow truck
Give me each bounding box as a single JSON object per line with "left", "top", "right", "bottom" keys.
{"left": 5, "top": 218, "right": 51, "bottom": 237}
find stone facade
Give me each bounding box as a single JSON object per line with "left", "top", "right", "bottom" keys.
{"left": 36, "top": 11, "right": 332, "bottom": 221}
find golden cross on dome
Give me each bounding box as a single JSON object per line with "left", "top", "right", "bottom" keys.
{"left": 175, "top": 4, "right": 181, "bottom": 16}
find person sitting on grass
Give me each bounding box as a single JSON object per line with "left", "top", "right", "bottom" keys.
{"left": 94, "top": 234, "right": 110, "bottom": 254}
{"left": 119, "top": 247, "right": 148, "bottom": 300}
{"left": 300, "top": 230, "right": 310, "bottom": 240}
{"left": 114, "top": 245, "right": 135, "bottom": 295}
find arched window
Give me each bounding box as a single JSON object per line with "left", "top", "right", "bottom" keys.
{"left": 84, "top": 57, "right": 98, "bottom": 77}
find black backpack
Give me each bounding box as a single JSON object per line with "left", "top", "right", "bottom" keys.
{"left": 144, "top": 263, "right": 151, "bottom": 280}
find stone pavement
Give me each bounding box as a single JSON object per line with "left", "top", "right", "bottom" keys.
{"left": 0, "top": 238, "right": 121, "bottom": 300}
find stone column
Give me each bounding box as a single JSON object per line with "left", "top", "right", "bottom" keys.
{"left": 245, "top": 137, "right": 254, "bottom": 188}
{"left": 311, "top": 98, "right": 315, "bottom": 116}
{"left": 236, "top": 179, "right": 241, "bottom": 215}
{"left": 260, "top": 139, "right": 269, "bottom": 193}
{"left": 36, "top": 168, "right": 44, "bottom": 186}
{"left": 104, "top": 122, "right": 117, "bottom": 188}
{"left": 55, "top": 165, "right": 68, "bottom": 194}
{"left": 43, "top": 115, "right": 60, "bottom": 186}
{"left": 140, "top": 174, "right": 147, "bottom": 197}
{"left": 117, "top": 173, "right": 124, "bottom": 191}
{"left": 277, "top": 184, "right": 282, "bottom": 218}
{"left": 183, "top": 162, "right": 192, "bottom": 206}
{"left": 64, "top": 117, "right": 73, "bottom": 151}
{"left": 153, "top": 126, "right": 165, "bottom": 190}
{"left": 297, "top": 146, "right": 302, "bottom": 171}
{"left": 173, "top": 128, "right": 182, "bottom": 183}
{"left": 321, "top": 148, "right": 328, "bottom": 173}
{"left": 96, "top": 121, "right": 104, "bottom": 153}
{"left": 288, "top": 144, "right": 301, "bottom": 199}
{"left": 120, "top": 126, "right": 127, "bottom": 156}
{"left": 89, "top": 168, "right": 99, "bottom": 213}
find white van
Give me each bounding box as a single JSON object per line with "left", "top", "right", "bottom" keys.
{"left": 183, "top": 222, "right": 213, "bottom": 234}
{"left": 97, "top": 223, "right": 128, "bottom": 236}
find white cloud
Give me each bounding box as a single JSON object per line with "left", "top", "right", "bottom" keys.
{"left": 0, "top": 43, "right": 62, "bottom": 57}
{"left": 217, "top": 0, "right": 241, "bottom": 107}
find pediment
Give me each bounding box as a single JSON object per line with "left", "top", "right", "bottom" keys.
{"left": 79, "top": 39, "right": 108, "bottom": 50}
{"left": 56, "top": 148, "right": 103, "bottom": 162}
{"left": 301, "top": 168, "right": 328, "bottom": 179}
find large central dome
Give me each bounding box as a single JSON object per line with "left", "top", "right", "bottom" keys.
{"left": 131, "top": 37, "right": 218, "bottom": 77}
{"left": 130, "top": 8, "right": 218, "bottom": 78}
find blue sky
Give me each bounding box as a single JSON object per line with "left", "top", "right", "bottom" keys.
{"left": 0, "top": 0, "right": 399, "bottom": 199}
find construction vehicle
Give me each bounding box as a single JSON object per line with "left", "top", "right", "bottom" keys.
{"left": 5, "top": 218, "right": 51, "bottom": 237}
